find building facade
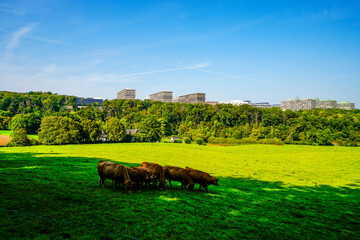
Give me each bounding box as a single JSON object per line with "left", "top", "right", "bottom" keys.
{"left": 281, "top": 97, "right": 355, "bottom": 110}
{"left": 178, "top": 93, "right": 206, "bottom": 104}
{"left": 149, "top": 91, "right": 173, "bottom": 103}
{"left": 281, "top": 97, "right": 317, "bottom": 110}
{"left": 337, "top": 102, "right": 355, "bottom": 110}
{"left": 76, "top": 97, "right": 103, "bottom": 106}
{"left": 252, "top": 102, "right": 271, "bottom": 108}
{"left": 117, "top": 88, "right": 136, "bottom": 100}
{"left": 316, "top": 100, "right": 337, "bottom": 109}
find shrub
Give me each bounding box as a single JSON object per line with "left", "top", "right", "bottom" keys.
{"left": 184, "top": 138, "right": 191, "bottom": 144}
{"left": 258, "top": 138, "right": 283, "bottom": 145}
{"left": 6, "top": 128, "right": 30, "bottom": 147}
{"left": 196, "top": 138, "right": 205, "bottom": 145}
{"left": 30, "top": 138, "right": 40, "bottom": 146}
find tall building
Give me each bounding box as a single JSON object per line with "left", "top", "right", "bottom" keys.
{"left": 337, "top": 102, "right": 355, "bottom": 110}
{"left": 316, "top": 99, "right": 337, "bottom": 109}
{"left": 178, "top": 93, "right": 206, "bottom": 104}
{"left": 149, "top": 91, "right": 173, "bottom": 103}
{"left": 281, "top": 97, "right": 317, "bottom": 110}
{"left": 117, "top": 88, "right": 136, "bottom": 100}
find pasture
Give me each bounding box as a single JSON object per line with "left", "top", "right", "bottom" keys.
{"left": 0, "top": 143, "right": 359, "bottom": 239}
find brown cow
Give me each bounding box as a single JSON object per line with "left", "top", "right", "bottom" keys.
{"left": 185, "top": 167, "right": 219, "bottom": 193}
{"left": 126, "top": 167, "right": 142, "bottom": 191}
{"left": 97, "top": 161, "right": 133, "bottom": 192}
{"left": 131, "top": 167, "right": 155, "bottom": 187}
{"left": 140, "top": 162, "right": 165, "bottom": 190}
{"left": 164, "top": 165, "right": 194, "bottom": 191}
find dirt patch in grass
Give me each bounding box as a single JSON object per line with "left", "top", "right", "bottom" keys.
{"left": 0, "top": 135, "right": 11, "bottom": 146}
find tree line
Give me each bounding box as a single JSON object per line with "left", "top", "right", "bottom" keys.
{"left": 1, "top": 91, "right": 359, "bottom": 146}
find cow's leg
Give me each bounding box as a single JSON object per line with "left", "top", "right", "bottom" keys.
{"left": 99, "top": 177, "right": 102, "bottom": 186}
{"left": 204, "top": 184, "right": 209, "bottom": 193}
{"left": 168, "top": 179, "right": 172, "bottom": 188}
{"left": 198, "top": 185, "right": 202, "bottom": 191}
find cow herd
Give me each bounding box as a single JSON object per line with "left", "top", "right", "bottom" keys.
{"left": 97, "top": 161, "right": 219, "bottom": 193}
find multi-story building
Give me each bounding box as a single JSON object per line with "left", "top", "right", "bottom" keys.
{"left": 149, "top": 91, "right": 173, "bottom": 103}
{"left": 117, "top": 88, "right": 136, "bottom": 100}
{"left": 281, "top": 97, "right": 355, "bottom": 110}
{"left": 252, "top": 102, "right": 271, "bottom": 108}
{"left": 281, "top": 97, "right": 317, "bottom": 110}
{"left": 316, "top": 99, "right": 337, "bottom": 109}
{"left": 178, "top": 93, "right": 206, "bottom": 104}
{"left": 76, "top": 97, "right": 103, "bottom": 106}
{"left": 337, "top": 102, "right": 355, "bottom": 110}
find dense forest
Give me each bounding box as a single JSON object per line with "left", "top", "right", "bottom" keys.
{"left": 1, "top": 91, "right": 359, "bottom": 146}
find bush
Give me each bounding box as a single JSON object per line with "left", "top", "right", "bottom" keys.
{"left": 173, "top": 139, "right": 183, "bottom": 143}
{"left": 6, "top": 128, "right": 30, "bottom": 147}
{"left": 30, "top": 138, "right": 40, "bottom": 146}
{"left": 196, "top": 138, "right": 205, "bottom": 145}
{"left": 258, "top": 138, "right": 283, "bottom": 145}
{"left": 184, "top": 138, "right": 191, "bottom": 144}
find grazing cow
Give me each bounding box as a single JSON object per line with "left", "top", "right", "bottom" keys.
{"left": 140, "top": 162, "right": 165, "bottom": 190}
{"left": 97, "top": 161, "right": 133, "bottom": 192}
{"left": 164, "top": 165, "right": 194, "bottom": 191}
{"left": 131, "top": 167, "right": 155, "bottom": 187}
{"left": 185, "top": 167, "right": 219, "bottom": 193}
{"left": 126, "top": 167, "right": 142, "bottom": 191}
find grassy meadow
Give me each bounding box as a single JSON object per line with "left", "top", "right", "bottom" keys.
{"left": 0, "top": 143, "right": 359, "bottom": 239}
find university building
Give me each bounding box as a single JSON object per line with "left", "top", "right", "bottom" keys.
{"left": 281, "top": 97, "right": 355, "bottom": 110}
{"left": 117, "top": 88, "right": 136, "bottom": 100}
{"left": 337, "top": 102, "right": 356, "bottom": 110}
{"left": 149, "top": 91, "right": 173, "bottom": 103}
{"left": 76, "top": 97, "right": 103, "bottom": 106}
{"left": 178, "top": 93, "right": 206, "bottom": 104}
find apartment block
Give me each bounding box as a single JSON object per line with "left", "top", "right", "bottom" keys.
{"left": 281, "top": 97, "right": 317, "bottom": 110}
{"left": 149, "top": 91, "right": 173, "bottom": 103}
{"left": 178, "top": 93, "right": 206, "bottom": 104}
{"left": 117, "top": 88, "right": 136, "bottom": 100}
{"left": 337, "top": 102, "right": 355, "bottom": 110}
{"left": 316, "top": 99, "right": 337, "bottom": 109}
{"left": 281, "top": 97, "right": 355, "bottom": 110}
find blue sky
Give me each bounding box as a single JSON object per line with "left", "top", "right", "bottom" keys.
{"left": 1, "top": 0, "right": 359, "bottom": 106}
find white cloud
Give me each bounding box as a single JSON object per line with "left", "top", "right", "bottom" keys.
{"left": 6, "top": 24, "right": 36, "bottom": 52}
{"left": 116, "top": 63, "right": 209, "bottom": 78}
{"left": 0, "top": 7, "right": 25, "bottom": 15}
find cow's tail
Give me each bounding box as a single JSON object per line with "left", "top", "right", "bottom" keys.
{"left": 123, "top": 166, "right": 131, "bottom": 184}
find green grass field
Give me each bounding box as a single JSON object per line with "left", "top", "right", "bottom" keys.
{"left": 0, "top": 143, "right": 359, "bottom": 239}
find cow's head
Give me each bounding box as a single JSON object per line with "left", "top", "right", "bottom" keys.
{"left": 212, "top": 177, "right": 219, "bottom": 186}
{"left": 125, "top": 180, "right": 134, "bottom": 193}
